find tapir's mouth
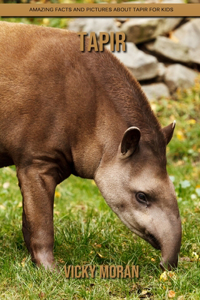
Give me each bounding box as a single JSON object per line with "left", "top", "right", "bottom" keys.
{"left": 147, "top": 233, "right": 161, "bottom": 250}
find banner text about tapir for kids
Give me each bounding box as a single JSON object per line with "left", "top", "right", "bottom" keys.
{"left": 0, "top": 3, "right": 200, "bottom": 17}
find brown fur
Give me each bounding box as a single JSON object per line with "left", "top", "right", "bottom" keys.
{"left": 81, "top": 39, "right": 167, "bottom": 162}
{"left": 0, "top": 21, "right": 181, "bottom": 269}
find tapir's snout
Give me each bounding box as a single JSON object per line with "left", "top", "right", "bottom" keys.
{"left": 142, "top": 205, "right": 182, "bottom": 270}
{"left": 160, "top": 249, "right": 179, "bottom": 270}
{"left": 160, "top": 257, "right": 178, "bottom": 270}
{"left": 145, "top": 230, "right": 180, "bottom": 270}
{"left": 160, "top": 233, "right": 181, "bottom": 270}
{"left": 157, "top": 214, "right": 182, "bottom": 270}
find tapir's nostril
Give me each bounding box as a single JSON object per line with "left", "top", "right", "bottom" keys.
{"left": 148, "top": 233, "right": 161, "bottom": 250}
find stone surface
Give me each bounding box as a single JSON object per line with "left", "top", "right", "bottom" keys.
{"left": 141, "top": 83, "right": 170, "bottom": 101}
{"left": 110, "top": 42, "right": 158, "bottom": 81}
{"left": 68, "top": 18, "right": 119, "bottom": 36}
{"left": 164, "top": 64, "right": 197, "bottom": 93}
{"left": 189, "top": 48, "right": 200, "bottom": 64}
{"left": 67, "top": 17, "right": 200, "bottom": 94}
{"left": 121, "top": 18, "right": 182, "bottom": 44}
{"left": 173, "top": 19, "right": 200, "bottom": 65}
{"left": 146, "top": 36, "right": 191, "bottom": 63}
{"left": 173, "top": 19, "right": 200, "bottom": 49}
{"left": 157, "top": 63, "right": 167, "bottom": 80}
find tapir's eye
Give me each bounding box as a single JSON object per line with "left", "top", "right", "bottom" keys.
{"left": 136, "top": 192, "right": 148, "bottom": 205}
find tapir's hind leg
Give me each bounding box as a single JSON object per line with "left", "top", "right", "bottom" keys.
{"left": 17, "top": 164, "right": 58, "bottom": 269}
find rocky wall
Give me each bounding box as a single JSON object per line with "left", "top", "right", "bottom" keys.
{"left": 68, "top": 15, "right": 200, "bottom": 101}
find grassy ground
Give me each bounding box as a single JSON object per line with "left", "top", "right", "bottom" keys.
{"left": 0, "top": 69, "right": 200, "bottom": 300}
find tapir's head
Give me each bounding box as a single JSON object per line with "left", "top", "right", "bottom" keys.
{"left": 95, "top": 122, "right": 181, "bottom": 270}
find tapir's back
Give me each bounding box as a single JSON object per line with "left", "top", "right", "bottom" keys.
{"left": 0, "top": 21, "right": 163, "bottom": 171}
{"left": 0, "top": 22, "right": 98, "bottom": 167}
{"left": 0, "top": 21, "right": 154, "bottom": 132}
{"left": 0, "top": 21, "right": 81, "bottom": 103}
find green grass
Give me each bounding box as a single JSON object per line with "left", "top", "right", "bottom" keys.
{"left": 0, "top": 80, "right": 200, "bottom": 299}
{"left": 0, "top": 34, "right": 200, "bottom": 298}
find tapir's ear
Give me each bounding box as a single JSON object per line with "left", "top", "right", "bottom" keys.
{"left": 162, "top": 121, "right": 176, "bottom": 145}
{"left": 120, "top": 127, "right": 141, "bottom": 159}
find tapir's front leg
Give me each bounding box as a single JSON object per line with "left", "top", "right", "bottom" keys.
{"left": 17, "top": 164, "right": 58, "bottom": 269}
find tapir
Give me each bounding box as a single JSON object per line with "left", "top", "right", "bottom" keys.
{"left": 0, "top": 21, "right": 181, "bottom": 270}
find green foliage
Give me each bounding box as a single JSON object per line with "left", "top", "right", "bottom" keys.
{"left": 0, "top": 17, "right": 70, "bottom": 28}
{"left": 0, "top": 82, "right": 200, "bottom": 298}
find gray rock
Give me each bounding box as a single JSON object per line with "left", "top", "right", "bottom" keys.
{"left": 110, "top": 42, "right": 158, "bottom": 81}
{"left": 173, "top": 19, "right": 200, "bottom": 65}
{"left": 121, "top": 18, "right": 182, "bottom": 44}
{"left": 68, "top": 18, "right": 119, "bottom": 36}
{"left": 146, "top": 36, "right": 191, "bottom": 63}
{"left": 189, "top": 48, "right": 200, "bottom": 64}
{"left": 68, "top": 18, "right": 86, "bottom": 32}
{"left": 164, "top": 64, "right": 197, "bottom": 93}
{"left": 157, "top": 63, "right": 167, "bottom": 80}
{"left": 173, "top": 19, "right": 200, "bottom": 49}
{"left": 141, "top": 83, "right": 170, "bottom": 101}
{"left": 146, "top": 23, "right": 200, "bottom": 65}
